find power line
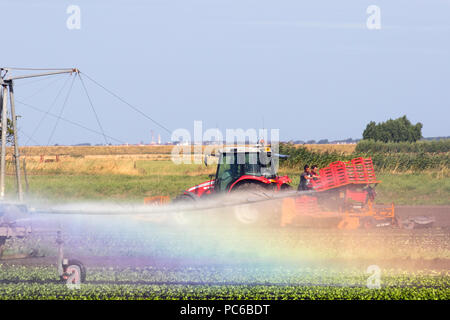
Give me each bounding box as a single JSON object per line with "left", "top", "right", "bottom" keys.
{"left": 14, "top": 74, "right": 62, "bottom": 88}
{"left": 21, "top": 74, "right": 66, "bottom": 101}
{"left": 47, "top": 75, "right": 77, "bottom": 146}
{"left": 9, "top": 68, "right": 170, "bottom": 145}
{"left": 16, "top": 99, "right": 124, "bottom": 144}
{"left": 78, "top": 74, "right": 109, "bottom": 145}
{"left": 2, "top": 67, "right": 75, "bottom": 71}
{"left": 18, "top": 128, "right": 40, "bottom": 146}
{"left": 80, "top": 71, "right": 172, "bottom": 135}
{"left": 24, "top": 74, "right": 73, "bottom": 145}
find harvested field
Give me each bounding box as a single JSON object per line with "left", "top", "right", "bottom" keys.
{"left": 295, "top": 144, "right": 356, "bottom": 154}
{"left": 10, "top": 144, "right": 355, "bottom": 157}
{"left": 16, "top": 145, "right": 176, "bottom": 156}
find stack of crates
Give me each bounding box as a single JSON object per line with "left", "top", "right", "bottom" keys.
{"left": 311, "top": 157, "right": 378, "bottom": 191}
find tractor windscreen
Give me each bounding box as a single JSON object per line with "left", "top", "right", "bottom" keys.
{"left": 259, "top": 152, "right": 276, "bottom": 178}
{"left": 218, "top": 153, "right": 260, "bottom": 177}
{"left": 217, "top": 152, "right": 276, "bottom": 180}
{"left": 238, "top": 152, "right": 275, "bottom": 178}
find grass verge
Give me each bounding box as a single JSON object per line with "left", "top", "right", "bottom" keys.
{"left": 2, "top": 160, "right": 447, "bottom": 205}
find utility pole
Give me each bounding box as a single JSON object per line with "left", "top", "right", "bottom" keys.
{"left": 0, "top": 67, "right": 79, "bottom": 201}
{"left": 0, "top": 84, "right": 7, "bottom": 199}
{"left": 9, "top": 82, "right": 23, "bottom": 201}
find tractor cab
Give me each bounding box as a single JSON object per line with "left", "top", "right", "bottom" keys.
{"left": 177, "top": 145, "right": 291, "bottom": 200}
{"left": 214, "top": 146, "right": 277, "bottom": 192}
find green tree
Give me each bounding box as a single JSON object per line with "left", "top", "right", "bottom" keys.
{"left": 362, "top": 115, "right": 422, "bottom": 142}
{"left": 0, "top": 118, "right": 15, "bottom": 144}
{"left": 362, "top": 121, "right": 377, "bottom": 141}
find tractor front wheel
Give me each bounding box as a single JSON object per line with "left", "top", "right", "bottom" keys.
{"left": 172, "top": 193, "right": 200, "bottom": 225}
{"left": 173, "top": 193, "right": 197, "bottom": 203}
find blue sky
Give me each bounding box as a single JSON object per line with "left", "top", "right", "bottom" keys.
{"left": 1, "top": 0, "right": 449, "bottom": 145}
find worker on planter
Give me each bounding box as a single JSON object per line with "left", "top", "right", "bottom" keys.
{"left": 311, "top": 165, "right": 319, "bottom": 180}
{"left": 298, "top": 165, "right": 313, "bottom": 191}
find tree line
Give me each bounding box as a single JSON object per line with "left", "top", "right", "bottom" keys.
{"left": 362, "top": 115, "right": 422, "bottom": 143}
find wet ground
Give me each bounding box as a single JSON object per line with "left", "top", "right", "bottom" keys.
{"left": 1, "top": 205, "right": 449, "bottom": 271}
{"left": 0, "top": 205, "right": 448, "bottom": 271}
{"left": 394, "top": 205, "right": 450, "bottom": 227}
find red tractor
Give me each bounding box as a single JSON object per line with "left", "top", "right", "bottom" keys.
{"left": 173, "top": 150, "right": 399, "bottom": 228}
{"left": 150, "top": 148, "right": 433, "bottom": 229}
{"left": 174, "top": 145, "right": 291, "bottom": 202}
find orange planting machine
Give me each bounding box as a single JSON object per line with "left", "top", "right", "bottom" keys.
{"left": 281, "top": 157, "right": 396, "bottom": 229}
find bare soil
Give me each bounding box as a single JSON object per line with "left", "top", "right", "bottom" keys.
{"left": 395, "top": 205, "right": 450, "bottom": 227}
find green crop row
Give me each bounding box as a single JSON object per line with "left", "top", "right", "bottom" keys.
{"left": 1, "top": 265, "right": 448, "bottom": 287}
{"left": 279, "top": 144, "right": 350, "bottom": 169}
{"left": 0, "top": 283, "right": 448, "bottom": 300}
{"left": 355, "top": 139, "right": 450, "bottom": 154}
{"left": 369, "top": 152, "right": 449, "bottom": 171}
{"left": 278, "top": 143, "right": 450, "bottom": 172}
{"left": 0, "top": 265, "right": 448, "bottom": 300}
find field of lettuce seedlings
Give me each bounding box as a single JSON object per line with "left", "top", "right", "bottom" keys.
{"left": 0, "top": 214, "right": 449, "bottom": 300}
{"left": 0, "top": 264, "right": 449, "bottom": 300}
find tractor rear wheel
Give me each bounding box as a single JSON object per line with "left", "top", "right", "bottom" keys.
{"left": 231, "top": 183, "right": 278, "bottom": 226}
{"left": 231, "top": 182, "right": 269, "bottom": 194}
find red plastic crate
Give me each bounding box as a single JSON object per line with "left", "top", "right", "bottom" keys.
{"left": 310, "top": 157, "right": 378, "bottom": 191}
